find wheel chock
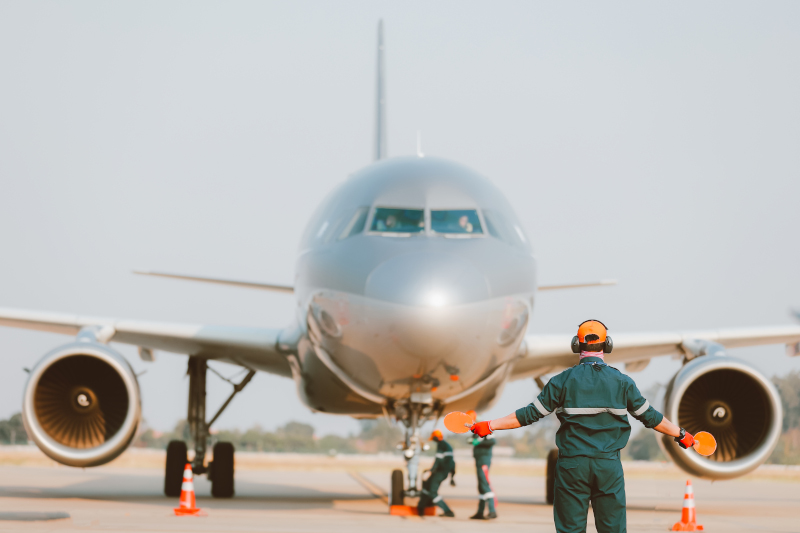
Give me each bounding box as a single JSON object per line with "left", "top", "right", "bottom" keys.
{"left": 389, "top": 505, "right": 436, "bottom": 516}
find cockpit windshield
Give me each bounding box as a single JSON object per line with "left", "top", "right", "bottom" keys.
{"left": 370, "top": 207, "right": 425, "bottom": 234}
{"left": 430, "top": 209, "right": 483, "bottom": 235}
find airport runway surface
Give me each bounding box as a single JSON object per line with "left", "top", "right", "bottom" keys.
{"left": 0, "top": 461, "right": 797, "bottom": 532}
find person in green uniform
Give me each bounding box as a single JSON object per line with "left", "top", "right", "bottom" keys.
{"left": 467, "top": 411, "right": 498, "bottom": 520}
{"left": 469, "top": 320, "right": 697, "bottom": 533}
{"left": 418, "top": 430, "right": 456, "bottom": 518}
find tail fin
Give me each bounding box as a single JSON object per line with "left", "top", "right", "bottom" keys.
{"left": 373, "top": 20, "right": 387, "bottom": 160}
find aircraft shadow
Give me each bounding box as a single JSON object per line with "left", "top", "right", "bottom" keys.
{"left": 0, "top": 473, "right": 381, "bottom": 512}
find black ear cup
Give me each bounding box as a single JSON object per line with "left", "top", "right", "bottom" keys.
{"left": 571, "top": 336, "right": 581, "bottom": 354}
{"left": 604, "top": 336, "right": 613, "bottom": 354}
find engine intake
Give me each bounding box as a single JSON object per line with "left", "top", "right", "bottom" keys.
{"left": 661, "top": 355, "right": 782, "bottom": 479}
{"left": 22, "top": 342, "right": 141, "bottom": 467}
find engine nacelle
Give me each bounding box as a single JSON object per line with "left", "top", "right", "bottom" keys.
{"left": 660, "top": 355, "right": 782, "bottom": 480}
{"left": 22, "top": 342, "right": 141, "bottom": 467}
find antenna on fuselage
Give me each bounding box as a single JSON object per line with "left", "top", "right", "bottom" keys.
{"left": 416, "top": 130, "right": 424, "bottom": 158}
{"left": 373, "top": 20, "right": 387, "bottom": 160}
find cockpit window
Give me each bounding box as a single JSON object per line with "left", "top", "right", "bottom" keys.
{"left": 430, "top": 209, "right": 483, "bottom": 235}
{"left": 483, "top": 209, "right": 528, "bottom": 248}
{"left": 338, "top": 206, "right": 369, "bottom": 240}
{"left": 370, "top": 208, "right": 425, "bottom": 234}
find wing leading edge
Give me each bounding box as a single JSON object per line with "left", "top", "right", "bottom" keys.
{"left": 133, "top": 270, "right": 294, "bottom": 294}
{"left": 0, "top": 307, "right": 292, "bottom": 377}
{"left": 512, "top": 324, "right": 800, "bottom": 380}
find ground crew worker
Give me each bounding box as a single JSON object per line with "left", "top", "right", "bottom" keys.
{"left": 417, "top": 430, "right": 456, "bottom": 518}
{"left": 466, "top": 410, "right": 497, "bottom": 520}
{"left": 469, "top": 320, "right": 697, "bottom": 533}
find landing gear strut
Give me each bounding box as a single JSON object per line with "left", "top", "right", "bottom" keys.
{"left": 390, "top": 400, "right": 440, "bottom": 505}
{"left": 162, "top": 357, "right": 255, "bottom": 499}
{"left": 187, "top": 358, "right": 208, "bottom": 476}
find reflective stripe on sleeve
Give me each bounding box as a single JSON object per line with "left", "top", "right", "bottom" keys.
{"left": 533, "top": 397, "right": 551, "bottom": 416}
{"left": 555, "top": 407, "right": 628, "bottom": 416}
{"left": 435, "top": 452, "right": 453, "bottom": 458}
{"left": 632, "top": 400, "right": 650, "bottom": 416}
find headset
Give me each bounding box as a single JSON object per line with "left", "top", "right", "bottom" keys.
{"left": 571, "top": 319, "right": 614, "bottom": 354}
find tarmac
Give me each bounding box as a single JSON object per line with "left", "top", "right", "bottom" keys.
{"left": 0, "top": 449, "right": 798, "bottom": 532}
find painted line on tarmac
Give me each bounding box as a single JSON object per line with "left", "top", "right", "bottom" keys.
{"left": 348, "top": 471, "right": 389, "bottom": 504}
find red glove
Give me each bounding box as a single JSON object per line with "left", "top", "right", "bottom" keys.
{"left": 470, "top": 420, "right": 493, "bottom": 437}
{"left": 676, "top": 428, "right": 695, "bottom": 449}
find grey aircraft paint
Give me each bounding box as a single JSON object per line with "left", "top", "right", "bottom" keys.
{"left": 289, "top": 156, "right": 537, "bottom": 417}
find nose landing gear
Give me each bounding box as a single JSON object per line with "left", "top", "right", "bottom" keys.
{"left": 388, "top": 400, "right": 440, "bottom": 508}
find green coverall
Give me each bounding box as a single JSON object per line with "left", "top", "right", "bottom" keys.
{"left": 417, "top": 439, "right": 455, "bottom": 516}
{"left": 470, "top": 434, "right": 496, "bottom": 517}
{"left": 515, "top": 357, "right": 664, "bottom": 533}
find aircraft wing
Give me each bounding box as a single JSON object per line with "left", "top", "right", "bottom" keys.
{"left": 0, "top": 307, "right": 292, "bottom": 377}
{"left": 511, "top": 325, "right": 800, "bottom": 380}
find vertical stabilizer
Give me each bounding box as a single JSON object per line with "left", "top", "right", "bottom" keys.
{"left": 373, "top": 20, "right": 387, "bottom": 160}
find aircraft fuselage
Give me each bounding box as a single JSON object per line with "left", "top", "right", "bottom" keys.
{"left": 289, "top": 156, "right": 537, "bottom": 417}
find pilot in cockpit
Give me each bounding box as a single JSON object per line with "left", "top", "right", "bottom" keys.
{"left": 458, "top": 215, "right": 474, "bottom": 233}
{"left": 376, "top": 214, "right": 397, "bottom": 232}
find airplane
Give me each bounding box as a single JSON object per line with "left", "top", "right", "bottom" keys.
{"left": 1, "top": 21, "right": 799, "bottom": 505}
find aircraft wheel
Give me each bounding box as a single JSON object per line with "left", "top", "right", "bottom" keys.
{"left": 546, "top": 448, "right": 558, "bottom": 505}
{"left": 164, "top": 440, "right": 187, "bottom": 497}
{"left": 390, "top": 469, "right": 404, "bottom": 506}
{"left": 211, "top": 442, "right": 235, "bottom": 498}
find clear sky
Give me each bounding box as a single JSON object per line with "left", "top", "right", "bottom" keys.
{"left": 1, "top": 1, "right": 799, "bottom": 437}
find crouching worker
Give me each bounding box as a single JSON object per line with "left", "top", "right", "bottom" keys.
{"left": 467, "top": 411, "right": 497, "bottom": 520}
{"left": 417, "top": 430, "right": 455, "bottom": 517}
{"left": 469, "top": 320, "right": 697, "bottom": 533}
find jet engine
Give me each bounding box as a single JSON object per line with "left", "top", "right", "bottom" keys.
{"left": 660, "top": 355, "right": 782, "bottom": 479}
{"left": 22, "top": 342, "right": 141, "bottom": 467}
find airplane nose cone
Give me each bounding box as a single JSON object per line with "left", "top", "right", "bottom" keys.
{"left": 364, "top": 252, "right": 490, "bottom": 306}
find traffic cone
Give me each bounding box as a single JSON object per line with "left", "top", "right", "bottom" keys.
{"left": 671, "top": 480, "right": 703, "bottom": 531}
{"left": 174, "top": 463, "right": 204, "bottom": 516}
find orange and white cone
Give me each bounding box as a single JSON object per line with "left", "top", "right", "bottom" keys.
{"left": 174, "top": 463, "right": 204, "bottom": 516}
{"left": 671, "top": 479, "right": 703, "bottom": 531}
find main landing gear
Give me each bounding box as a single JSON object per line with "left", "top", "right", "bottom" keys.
{"left": 163, "top": 357, "right": 255, "bottom": 499}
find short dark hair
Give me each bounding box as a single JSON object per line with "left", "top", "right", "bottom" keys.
{"left": 581, "top": 342, "right": 605, "bottom": 352}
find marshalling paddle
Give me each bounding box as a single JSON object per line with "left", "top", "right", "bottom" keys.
{"left": 444, "top": 411, "right": 475, "bottom": 433}
{"left": 445, "top": 411, "right": 717, "bottom": 456}
{"left": 692, "top": 431, "right": 716, "bottom": 456}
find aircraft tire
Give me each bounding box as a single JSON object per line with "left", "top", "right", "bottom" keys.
{"left": 164, "top": 440, "right": 187, "bottom": 497}
{"left": 390, "top": 469, "right": 404, "bottom": 506}
{"left": 211, "top": 442, "right": 235, "bottom": 498}
{"left": 546, "top": 448, "right": 558, "bottom": 505}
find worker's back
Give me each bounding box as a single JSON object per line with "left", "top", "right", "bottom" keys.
{"left": 472, "top": 435, "right": 495, "bottom": 460}
{"left": 433, "top": 438, "right": 456, "bottom": 472}
{"left": 517, "top": 356, "right": 662, "bottom": 458}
